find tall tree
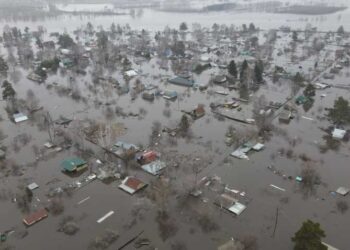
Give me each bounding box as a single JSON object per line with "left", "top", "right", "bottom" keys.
{"left": 292, "top": 31, "right": 298, "bottom": 42}
{"left": 328, "top": 97, "right": 350, "bottom": 125}
{"left": 0, "top": 56, "right": 9, "bottom": 73}
{"left": 228, "top": 60, "right": 237, "bottom": 78}
{"left": 240, "top": 60, "right": 249, "bottom": 83}
{"left": 2, "top": 80, "right": 17, "bottom": 112}
{"left": 293, "top": 72, "right": 304, "bottom": 85}
{"left": 250, "top": 36, "right": 259, "bottom": 47}
{"left": 179, "top": 22, "right": 188, "bottom": 31}
{"left": 2, "top": 80, "right": 16, "bottom": 100}
{"left": 303, "top": 83, "right": 315, "bottom": 97}
{"left": 337, "top": 25, "right": 345, "bottom": 35}
{"left": 254, "top": 62, "right": 263, "bottom": 83}
{"left": 179, "top": 114, "right": 190, "bottom": 136}
{"left": 58, "top": 34, "right": 75, "bottom": 48}
{"left": 249, "top": 23, "right": 256, "bottom": 32}
{"left": 97, "top": 30, "right": 108, "bottom": 50}
{"left": 254, "top": 60, "right": 264, "bottom": 83}
{"left": 292, "top": 220, "right": 326, "bottom": 250}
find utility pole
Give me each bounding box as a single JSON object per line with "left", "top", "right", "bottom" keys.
{"left": 272, "top": 207, "right": 279, "bottom": 238}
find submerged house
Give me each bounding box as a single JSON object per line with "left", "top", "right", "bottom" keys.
{"left": 141, "top": 160, "right": 167, "bottom": 176}
{"left": 61, "top": 157, "right": 87, "bottom": 173}
{"left": 59, "top": 58, "right": 74, "bottom": 68}
{"left": 110, "top": 141, "right": 139, "bottom": 159}
{"left": 213, "top": 75, "right": 227, "bottom": 84}
{"left": 187, "top": 105, "right": 205, "bottom": 119}
{"left": 218, "top": 239, "right": 244, "bottom": 250}
{"left": 163, "top": 90, "right": 178, "bottom": 100}
{"left": 13, "top": 113, "right": 28, "bottom": 123}
{"left": 23, "top": 208, "right": 48, "bottom": 226}
{"left": 137, "top": 151, "right": 158, "bottom": 165}
{"left": 332, "top": 128, "right": 346, "bottom": 140}
{"left": 168, "top": 76, "right": 194, "bottom": 87}
{"left": 27, "top": 72, "right": 44, "bottom": 83}
{"left": 124, "top": 69, "right": 138, "bottom": 78}
{"left": 278, "top": 110, "right": 292, "bottom": 123}
{"left": 230, "top": 142, "right": 264, "bottom": 160}
{"left": 214, "top": 193, "right": 246, "bottom": 216}
{"left": 119, "top": 176, "right": 147, "bottom": 195}
{"left": 142, "top": 92, "right": 155, "bottom": 102}
{"left": 295, "top": 95, "right": 310, "bottom": 105}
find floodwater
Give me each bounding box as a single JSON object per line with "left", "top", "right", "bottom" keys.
{"left": 0, "top": 6, "right": 350, "bottom": 250}
{"left": 1, "top": 5, "right": 350, "bottom": 33}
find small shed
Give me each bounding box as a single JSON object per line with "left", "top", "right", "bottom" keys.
{"left": 13, "top": 113, "right": 28, "bottom": 123}
{"left": 332, "top": 128, "right": 346, "bottom": 140}
{"left": 278, "top": 110, "right": 291, "bottom": 123}
{"left": 124, "top": 69, "right": 138, "bottom": 77}
{"left": 336, "top": 187, "right": 349, "bottom": 196}
{"left": 27, "top": 183, "right": 39, "bottom": 191}
{"left": 228, "top": 202, "right": 247, "bottom": 216}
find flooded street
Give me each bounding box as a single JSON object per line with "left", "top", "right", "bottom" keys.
{"left": 0, "top": 1, "right": 350, "bottom": 250}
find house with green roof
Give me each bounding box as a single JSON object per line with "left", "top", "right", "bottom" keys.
{"left": 61, "top": 158, "right": 87, "bottom": 173}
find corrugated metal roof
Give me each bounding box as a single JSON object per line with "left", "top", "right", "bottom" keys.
{"left": 23, "top": 208, "right": 48, "bottom": 226}
{"left": 61, "top": 158, "right": 87, "bottom": 172}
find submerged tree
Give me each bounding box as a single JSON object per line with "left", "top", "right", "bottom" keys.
{"left": 178, "top": 114, "right": 190, "bottom": 136}
{"left": 228, "top": 60, "right": 237, "bottom": 78}
{"left": 179, "top": 22, "right": 188, "bottom": 31}
{"left": 292, "top": 31, "right": 298, "bottom": 42}
{"left": 337, "top": 25, "right": 345, "bottom": 35}
{"left": 240, "top": 60, "right": 249, "bottom": 83}
{"left": 2, "top": 80, "right": 16, "bottom": 101}
{"left": 0, "top": 56, "right": 9, "bottom": 73}
{"left": 328, "top": 96, "right": 350, "bottom": 125}
{"left": 303, "top": 83, "right": 315, "bottom": 98}
{"left": 97, "top": 30, "right": 108, "bottom": 50}
{"left": 252, "top": 95, "right": 271, "bottom": 135}
{"left": 249, "top": 22, "right": 256, "bottom": 32}
{"left": 291, "top": 72, "right": 304, "bottom": 96}
{"left": 58, "top": 34, "right": 75, "bottom": 48}
{"left": 292, "top": 220, "right": 326, "bottom": 250}
{"left": 254, "top": 60, "right": 264, "bottom": 83}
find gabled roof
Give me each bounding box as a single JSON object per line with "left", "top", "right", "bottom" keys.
{"left": 119, "top": 176, "right": 147, "bottom": 194}
{"left": 23, "top": 208, "right": 48, "bottom": 226}
{"left": 168, "top": 76, "right": 194, "bottom": 87}
{"left": 228, "top": 202, "right": 246, "bottom": 216}
{"left": 139, "top": 151, "right": 158, "bottom": 164}
{"left": 141, "top": 160, "right": 166, "bottom": 176}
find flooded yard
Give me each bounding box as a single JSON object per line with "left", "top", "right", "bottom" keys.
{"left": 0, "top": 2, "right": 350, "bottom": 250}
